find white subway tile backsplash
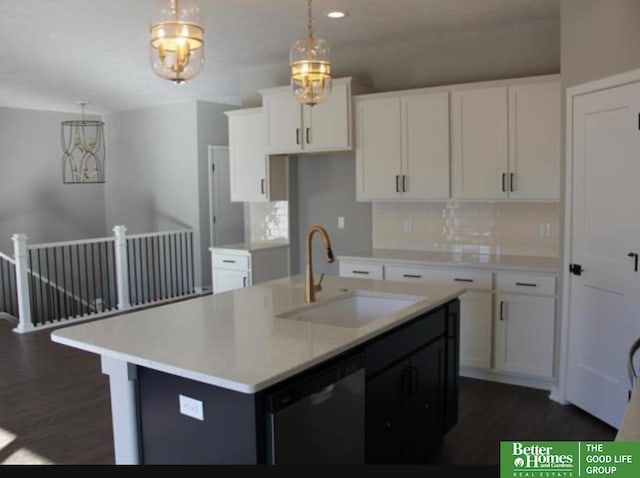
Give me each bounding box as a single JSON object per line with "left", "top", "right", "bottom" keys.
{"left": 373, "top": 201, "right": 559, "bottom": 257}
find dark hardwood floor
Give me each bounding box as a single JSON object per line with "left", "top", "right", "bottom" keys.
{"left": 0, "top": 317, "right": 615, "bottom": 465}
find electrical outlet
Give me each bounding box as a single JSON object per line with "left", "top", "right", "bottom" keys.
{"left": 539, "top": 223, "right": 552, "bottom": 237}
{"left": 338, "top": 217, "right": 345, "bottom": 230}
{"left": 404, "top": 219, "right": 413, "bottom": 233}
{"left": 179, "top": 394, "right": 204, "bottom": 421}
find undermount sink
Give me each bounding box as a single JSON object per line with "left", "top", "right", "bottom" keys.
{"left": 277, "top": 290, "right": 426, "bottom": 328}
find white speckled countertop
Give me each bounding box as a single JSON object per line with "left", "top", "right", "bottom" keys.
{"left": 338, "top": 249, "right": 560, "bottom": 273}
{"left": 51, "top": 275, "right": 464, "bottom": 394}
{"left": 210, "top": 241, "right": 290, "bottom": 253}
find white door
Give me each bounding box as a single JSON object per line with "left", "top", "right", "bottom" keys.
{"left": 303, "top": 82, "right": 350, "bottom": 152}
{"left": 401, "top": 92, "right": 450, "bottom": 200}
{"left": 209, "top": 147, "right": 244, "bottom": 247}
{"left": 567, "top": 82, "right": 640, "bottom": 428}
{"left": 508, "top": 82, "right": 561, "bottom": 200}
{"left": 452, "top": 87, "right": 509, "bottom": 199}
{"left": 213, "top": 269, "right": 250, "bottom": 294}
{"left": 228, "top": 110, "right": 268, "bottom": 202}
{"left": 459, "top": 291, "right": 492, "bottom": 369}
{"left": 264, "top": 92, "right": 302, "bottom": 154}
{"left": 355, "top": 97, "right": 402, "bottom": 200}
{"left": 495, "top": 293, "right": 555, "bottom": 379}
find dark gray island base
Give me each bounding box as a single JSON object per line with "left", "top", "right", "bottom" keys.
{"left": 137, "top": 299, "right": 459, "bottom": 464}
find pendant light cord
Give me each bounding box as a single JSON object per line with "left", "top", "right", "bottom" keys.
{"left": 307, "top": 0, "right": 313, "bottom": 38}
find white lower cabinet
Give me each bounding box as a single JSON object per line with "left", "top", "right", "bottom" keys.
{"left": 459, "top": 291, "right": 493, "bottom": 369}
{"left": 213, "top": 268, "right": 250, "bottom": 294}
{"left": 494, "top": 293, "right": 555, "bottom": 379}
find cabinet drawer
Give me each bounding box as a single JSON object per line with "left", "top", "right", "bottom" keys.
{"left": 212, "top": 253, "right": 250, "bottom": 271}
{"left": 496, "top": 272, "right": 555, "bottom": 295}
{"left": 339, "top": 262, "right": 384, "bottom": 280}
{"left": 385, "top": 265, "right": 492, "bottom": 290}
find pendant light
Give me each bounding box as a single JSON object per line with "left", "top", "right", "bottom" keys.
{"left": 150, "top": 0, "right": 204, "bottom": 84}
{"left": 61, "top": 102, "right": 106, "bottom": 184}
{"left": 290, "top": 0, "right": 332, "bottom": 106}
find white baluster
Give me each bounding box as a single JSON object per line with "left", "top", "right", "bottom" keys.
{"left": 113, "top": 226, "right": 131, "bottom": 310}
{"left": 12, "top": 234, "right": 34, "bottom": 333}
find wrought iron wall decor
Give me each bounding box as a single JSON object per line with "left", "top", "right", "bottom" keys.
{"left": 61, "top": 102, "right": 106, "bottom": 184}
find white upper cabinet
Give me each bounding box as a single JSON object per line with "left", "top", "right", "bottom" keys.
{"left": 356, "top": 92, "right": 450, "bottom": 201}
{"left": 226, "top": 108, "right": 287, "bottom": 203}
{"left": 508, "top": 82, "right": 561, "bottom": 200}
{"left": 452, "top": 79, "right": 561, "bottom": 201}
{"left": 452, "top": 86, "right": 509, "bottom": 200}
{"left": 262, "top": 78, "right": 355, "bottom": 155}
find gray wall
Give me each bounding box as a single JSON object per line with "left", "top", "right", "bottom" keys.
{"left": 196, "top": 100, "right": 237, "bottom": 287}
{"left": 296, "top": 153, "right": 372, "bottom": 276}
{"left": 562, "top": 0, "right": 640, "bottom": 87}
{"left": 0, "top": 107, "right": 106, "bottom": 253}
{"left": 104, "top": 101, "right": 201, "bottom": 284}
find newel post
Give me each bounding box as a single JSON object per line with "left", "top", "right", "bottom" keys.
{"left": 12, "top": 234, "right": 34, "bottom": 333}
{"left": 113, "top": 226, "right": 131, "bottom": 310}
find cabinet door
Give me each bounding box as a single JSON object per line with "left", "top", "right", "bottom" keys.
{"left": 228, "top": 110, "right": 268, "bottom": 202}
{"left": 303, "top": 82, "right": 351, "bottom": 152}
{"left": 406, "top": 338, "right": 445, "bottom": 463}
{"left": 508, "top": 82, "right": 561, "bottom": 200}
{"left": 452, "top": 87, "right": 509, "bottom": 199}
{"left": 401, "top": 93, "right": 450, "bottom": 199}
{"left": 494, "top": 293, "right": 555, "bottom": 378}
{"left": 264, "top": 92, "right": 303, "bottom": 154}
{"left": 459, "top": 291, "right": 493, "bottom": 369}
{"left": 355, "top": 97, "right": 403, "bottom": 200}
{"left": 213, "top": 269, "right": 250, "bottom": 294}
{"left": 365, "top": 360, "right": 407, "bottom": 464}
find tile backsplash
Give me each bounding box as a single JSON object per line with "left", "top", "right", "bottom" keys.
{"left": 373, "top": 201, "right": 559, "bottom": 257}
{"left": 248, "top": 201, "right": 290, "bottom": 242}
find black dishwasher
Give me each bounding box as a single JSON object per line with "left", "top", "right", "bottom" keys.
{"left": 265, "top": 355, "right": 365, "bottom": 464}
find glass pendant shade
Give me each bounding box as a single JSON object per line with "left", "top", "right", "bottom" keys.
{"left": 290, "top": 0, "right": 332, "bottom": 106}
{"left": 150, "top": 0, "right": 204, "bottom": 84}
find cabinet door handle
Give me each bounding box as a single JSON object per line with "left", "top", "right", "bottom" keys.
{"left": 502, "top": 173, "right": 506, "bottom": 192}
{"left": 454, "top": 278, "right": 474, "bottom": 283}
{"left": 261, "top": 179, "right": 266, "bottom": 195}
{"left": 500, "top": 301, "right": 506, "bottom": 321}
{"left": 296, "top": 128, "right": 301, "bottom": 145}
{"left": 306, "top": 127, "right": 311, "bottom": 144}
{"left": 395, "top": 175, "right": 400, "bottom": 193}
{"left": 403, "top": 274, "right": 422, "bottom": 279}
{"left": 243, "top": 277, "right": 248, "bottom": 287}
{"left": 352, "top": 270, "right": 370, "bottom": 275}
{"left": 510, "top": 173, "right": 515, "bottom": 192}
{"left": 515, "top": 282, "right": 537, "bottom": 287}
{"left": 402, "top": 175, "right": 407, "bottom": 193}
{"left": 222, "top": 260, "right": 236, "bottom": 264}
{"left": 628, "top": 252, "right": 639, "bottom": 272}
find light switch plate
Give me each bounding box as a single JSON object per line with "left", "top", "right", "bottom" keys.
{"left": 179, "top": 394, "right": 204, "bottom": 421}
{"left": 404, "top": 219, "right": 413, "bottom": 233}
{"left": 338, "top": 217, "right": 345, "bottom": 230}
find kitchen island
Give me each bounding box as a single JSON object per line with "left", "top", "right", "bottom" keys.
{"left": 51, "top": 274, "right": 464, "bottom": 464}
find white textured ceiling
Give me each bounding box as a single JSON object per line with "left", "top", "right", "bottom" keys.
{"left": 0, "top": 0, "right": 559, "bottom": 114}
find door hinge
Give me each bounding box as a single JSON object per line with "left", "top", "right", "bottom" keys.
{"left": 569, "top": 263, "right": 583, "bottom": 276}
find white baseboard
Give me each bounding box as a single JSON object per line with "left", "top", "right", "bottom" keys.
{"left": 461, "top": 366, "right": 555, "bottom": 392}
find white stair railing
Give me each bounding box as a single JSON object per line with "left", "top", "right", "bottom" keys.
{"left": 8, "top": 226, "right": 197, "bottom": 333}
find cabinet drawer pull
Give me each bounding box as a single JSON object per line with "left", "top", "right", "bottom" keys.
{"left": 403, "top": 274, "right": 422, "bottom": 279}
{"left": 454, "top": 278, "right": 474, "bottom": 283}
{"left": 515, "top": 282, "right": 537, "bottom": 287}
{"left": 352, "top": 270, "right": 370, "bottom": 275}
{"left": 222, "top": 260, "right": 236, "bottom": 264}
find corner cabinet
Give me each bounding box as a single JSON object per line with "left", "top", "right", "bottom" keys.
{"left": 355, "top": 92, "right": 450, "bottom": 201}
{"left": 226, "top": 108, "right": 288, "bottom": 203}
{"left": 451, "top": 80, "right": 561, "bottom": 200}
{"left": 261, "top": 78, "right": 362, "bottom": 155}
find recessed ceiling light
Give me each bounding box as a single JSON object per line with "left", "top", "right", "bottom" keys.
{"left": 327, "top": 11, "right": 348, "bottom": 19}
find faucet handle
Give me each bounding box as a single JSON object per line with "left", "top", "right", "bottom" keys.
{"left": 314, "top": 273, "right": 325, "bottom": 292}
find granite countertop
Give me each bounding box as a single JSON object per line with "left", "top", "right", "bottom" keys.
{"left": 617, "top": 383, "right": 640, "bottom": 441}
{"left": 337, "top": 249, "right": 560, "bottom": 273}
{"left": 210, "top": 241, "right": 290, "bottom": 253}
{"left": 51, "top": 275, "right": 464, "bottom": 394}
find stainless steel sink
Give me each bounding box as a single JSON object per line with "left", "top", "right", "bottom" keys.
{"left": 277, "top": 290, "right": 426, "bottom": 328}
